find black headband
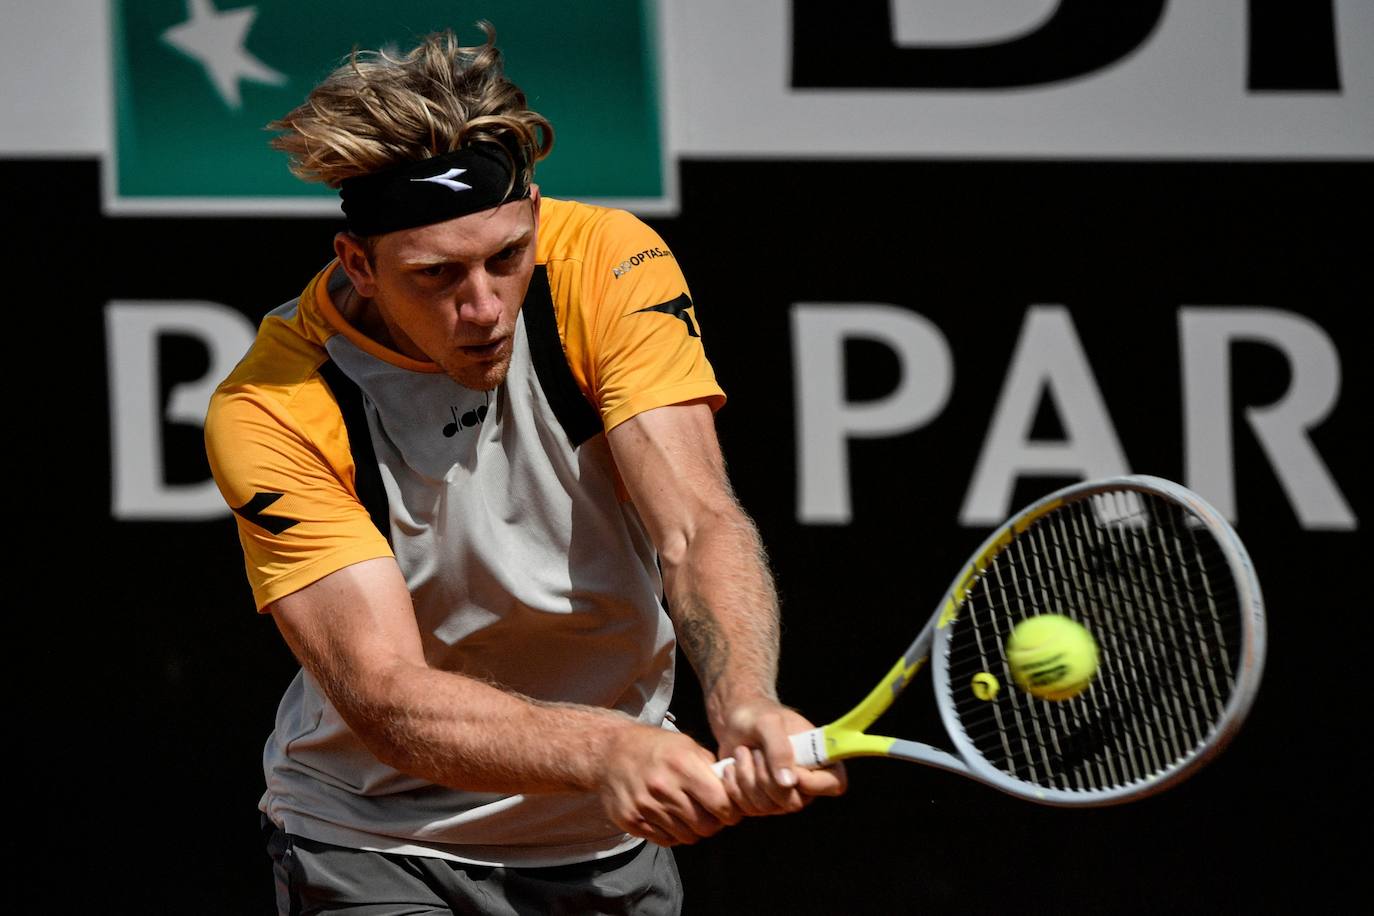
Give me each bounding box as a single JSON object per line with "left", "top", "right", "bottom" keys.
{"left": 339, "top": 146, "right": 528, "bottom": 237}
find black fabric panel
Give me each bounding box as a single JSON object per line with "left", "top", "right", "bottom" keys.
{"left": 318, "top": 360, "right": 393, "bottom": 545}
{"left": 523, "top": 264, "right": 604, "bottom": 447}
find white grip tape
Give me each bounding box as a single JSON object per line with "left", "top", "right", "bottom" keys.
{"left": 710, "top": 729, "right": 828, "bottom": 778}
{"left": 791, "top": 728, "right": 827, "bottom": 767}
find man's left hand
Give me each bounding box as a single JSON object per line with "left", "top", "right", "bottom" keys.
{"left": 714, "top": 698, "right": 847, "bottom": 817}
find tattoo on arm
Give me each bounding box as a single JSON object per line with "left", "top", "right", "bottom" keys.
{"left": 675, "top": 592, "right": 730, "bottom": 694}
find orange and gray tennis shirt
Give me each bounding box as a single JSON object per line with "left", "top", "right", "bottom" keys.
{"left": 205, "top": 198, "right": 724, "bottom": 867}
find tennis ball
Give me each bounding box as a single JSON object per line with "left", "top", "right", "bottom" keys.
{"left": 1006, "top": 615, "right": 1099, "bottom": 701}
{"left": 971, "top": 672, "right": 1000, "bottom": 701}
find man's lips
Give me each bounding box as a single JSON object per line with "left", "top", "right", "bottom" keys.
{"left": 459, "top": 337, "right": 509, "bottom": 359}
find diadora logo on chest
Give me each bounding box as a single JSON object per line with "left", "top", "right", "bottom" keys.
{"left": 443, "top": 396, "right": 490, "bottom": 437}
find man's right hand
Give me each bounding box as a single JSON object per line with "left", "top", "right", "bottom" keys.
{"left": 599, "top": 727, "right": 743, "bottom": 846}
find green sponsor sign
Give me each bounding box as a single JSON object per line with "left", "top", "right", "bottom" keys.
{"left": 108, "top": 0, "right": 667, "bottom": 213}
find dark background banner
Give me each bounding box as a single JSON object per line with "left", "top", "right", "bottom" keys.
{"left": 17, "top": 154, "right": 1367, "bottom": 912}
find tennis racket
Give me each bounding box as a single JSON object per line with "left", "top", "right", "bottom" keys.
{"left": 716, "top": 475, "right": 1265, "bottom": 806}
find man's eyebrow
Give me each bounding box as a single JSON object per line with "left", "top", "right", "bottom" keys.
{"left": 398, "top": 228, "right": 533, "bottom": 267}
{"left": 493, "top": 227, "right": 534, "bottom": 252}
{"left": 399, "top": 253, "right": 461, "bottom": 267}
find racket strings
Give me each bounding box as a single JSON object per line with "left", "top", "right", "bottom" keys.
{"left": 1039, "top": 514, "right": 1129, "bottom": 789}
{"left": 945, "top": 490, "right": 1243, "bottom": 794}
{"left": 1074, "top": 504, "right": 1174, "bottom": 784}
{"left": 1093, "top": 501, "right": 1180, "bottom": 775}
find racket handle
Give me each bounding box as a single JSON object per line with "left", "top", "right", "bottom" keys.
{"left": 710, "top": 728, "right": 827, "bottom": 778}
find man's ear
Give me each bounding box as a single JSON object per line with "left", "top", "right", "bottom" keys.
{"left": 334, "top": 232, "right": 378, "bottom": 298}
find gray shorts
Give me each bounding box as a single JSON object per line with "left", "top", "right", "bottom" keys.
{"left": 262, "top": 816, "right": 682, "bottom": 916}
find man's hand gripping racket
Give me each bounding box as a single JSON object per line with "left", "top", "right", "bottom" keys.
{"left": 715, "top": 476, "right": 1266, "bottom": 806}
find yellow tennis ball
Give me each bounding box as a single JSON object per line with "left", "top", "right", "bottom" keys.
{"left": 971, "top": 672, "right": 1000, "bottom": 701}
{"left": 1006, "top": 615, "right": 1099, "bottom": 701}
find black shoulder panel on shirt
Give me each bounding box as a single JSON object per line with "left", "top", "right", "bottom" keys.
{"left": 523, "top": 264, "right": 604, "bottom": 447}
{"left": 317, "top": 360, "right": 393, "bottom": 545}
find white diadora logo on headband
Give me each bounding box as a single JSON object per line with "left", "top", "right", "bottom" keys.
{"left": 412, "top": 168, "right": 472, "bottom": 192}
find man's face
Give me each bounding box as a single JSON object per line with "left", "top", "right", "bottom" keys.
{"left": 340, "top": 192, "right": 539, "bottom": 391}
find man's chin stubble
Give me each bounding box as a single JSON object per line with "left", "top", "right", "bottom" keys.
{"left": 444, "top": 357, "right": 511, "bottom": 392}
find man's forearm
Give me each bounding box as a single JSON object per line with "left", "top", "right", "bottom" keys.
{"left": 663, "top": 504, "right": 782, "bottom": 732}
{"left": 339, "top": 659, "right": 746, "bottom": 845}
{"left": 325, "top": 657, "right": 642, "bottom": 794}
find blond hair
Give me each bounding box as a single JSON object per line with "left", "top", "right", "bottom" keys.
{"left": 268, "top": 23, "right": 553, "bottom": 191}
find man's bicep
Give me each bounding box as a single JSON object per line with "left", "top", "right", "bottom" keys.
{"left": 606, "top": 400, "right": 738, "bottom": 562}
{"left": 268, "top": 557, "right": 425, "bottom": 703}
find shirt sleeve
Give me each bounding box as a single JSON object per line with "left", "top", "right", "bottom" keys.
{"left": 205, "top": 384, "right": 394, "bottom": 612}
{"left": 579, "top": 209, "right": 725, "bottom": 431}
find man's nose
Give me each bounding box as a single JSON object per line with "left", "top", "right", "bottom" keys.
{"left": 459, "top": 272, "right": 503, "bottom": 326}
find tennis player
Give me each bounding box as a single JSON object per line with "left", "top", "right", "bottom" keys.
{"left": 205, "top": 26, "right": 844, "bottom": 915}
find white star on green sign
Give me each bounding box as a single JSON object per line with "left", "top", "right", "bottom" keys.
{"left": 160, "top": 0, "right": 285, "bottom": 110}
{"left": 112, "top": 0, "right": 667, "bottom": 211}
